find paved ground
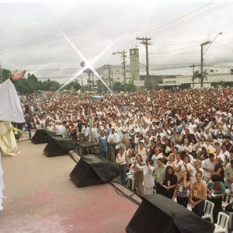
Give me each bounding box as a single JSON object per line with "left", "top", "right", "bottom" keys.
{"left": 0, "top": 132, "right": 140, "bottom": 233}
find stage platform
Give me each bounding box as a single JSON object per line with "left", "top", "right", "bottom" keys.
{"left": 0, "top": 133, "right": 140, "bottom": 233}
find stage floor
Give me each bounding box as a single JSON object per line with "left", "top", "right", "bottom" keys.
{"left": 0, "top": 133, "right": 140, "bottom": 233}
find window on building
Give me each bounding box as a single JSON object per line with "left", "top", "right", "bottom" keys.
{"left": 210, "top": 69, "right": 214, "bottom": 72}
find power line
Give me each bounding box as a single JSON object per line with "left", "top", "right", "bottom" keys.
{"left": 139, "top": 3, "right": 212, "bottom": 38}
{"left": 118, "top": 3, "right": 212, "bottom": 54}
{"left": 146, "top": 3, "right": 231, "bottom": 38}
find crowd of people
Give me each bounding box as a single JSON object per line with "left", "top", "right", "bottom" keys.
{"left": 21, "top": 86, "right": 233, "bottom": 222}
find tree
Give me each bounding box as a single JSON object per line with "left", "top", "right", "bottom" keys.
{"left": 1, "top": 68, "right": 12, "bottom": 81}
{"left": 125, "top": 83, "right": 135, "bottom": 92}
{"left": 113, "top": 81, "right": 123, "bottom": 92}
{"left": 192, "top": 70, "right": 208, "bottom": 87}
{"left": 96, "top": 79, "right": 108, "bottom": 93}
{"left": 42, "top": 79, "right": 60, "bottom": 91}
{"left": 65, "top": 81, "right": 81, "bottom": 91}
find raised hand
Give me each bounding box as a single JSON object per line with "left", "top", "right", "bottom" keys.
{"left": 11, "top": 70, "right": 27, "bottom": 82}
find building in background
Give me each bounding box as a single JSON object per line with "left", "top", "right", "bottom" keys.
{"left": 159, "top": 65, "right": 233, "bottom": 89}
{"left": 96, "top": 64, "right": 131, "bottom": 85}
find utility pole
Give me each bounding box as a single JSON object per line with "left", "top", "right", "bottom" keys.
{"left": 136, "top": 37, "right": 151, "bottom": 88}
{"left": 112, "top": 50, "right": 127, "bottom": 92}
{"left": 107, "top": 65, "right": 112, "bottom": 88}
{"left": 200, "top": 41, "right": 211, "bottom": 88}
{"left": 190, "top": 64, "right": 197, "bottom": 87}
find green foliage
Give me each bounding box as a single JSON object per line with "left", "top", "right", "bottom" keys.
{"left": 125, "top": 83, "right": 135, "bottom": 92}
{"left": 2, "top": 69, "right": 12, "bottom": 81}
{"left": 112, "top": 82, "right": 123, "bottom": 92}
{"left": 96, "top": 79, "right": 107, "bottom": 93}
{"left": 212, "top": 79, "right": 226, "bottom": 88}
{"left": 1, "top": 68, "right": 80, "bottom": 94}
{"left": 192, "top": 70, "right": 208, "bottom": 87}
{"left": 63, "top": 81, "right": 81, "bottom": 91}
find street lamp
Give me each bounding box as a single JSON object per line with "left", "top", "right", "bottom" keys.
{"left": 200, "top": 32, "right": 223, "bottom": 87}
{"left": 112, "top": 50, "right": 127, "bottom": 92}
{"left": 203, "top": 32, "right": 223, "bottom": 55}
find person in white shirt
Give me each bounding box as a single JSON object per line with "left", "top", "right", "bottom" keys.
{"left": 108, "top": 127, "right": 120, "bottom": 160}
{"left": 202, "top": 153, "right": 215, "bottom": 183}
{"left": 136, "top": 159, "right": 155, "bottom": 195}
{"left": 0, "top": 70, "right": 26, "bottom": 211}
{"left": 151, "top": 147, "right": 163, "bottom": 168}
{"left": 183, "top": 155, "right": 195, "bottom": 183}
{"left": 219, "top": 144, "right": 230, "bottom": 167}
{"left": 165, "top": 153, "right": 176, "bottom": 167}
{"left": 173, "top": 153, "right": 184, "bottom": 180}
{"left": 116, "top": 146, "right": 129, "bottom": 186}
{"left": 54, "top": 121, "right": 66, "bottom": 137}
{"left": 107, "top": 127, "right": 120, "bottom": 144}
{"left": 225, "top": 160, "right": 233, "bottom": 187}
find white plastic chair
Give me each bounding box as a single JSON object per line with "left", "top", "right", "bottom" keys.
{"left": 126, "top": 174, "right": 135, "bottom": 191}
{"left": 214, "top": 212, "right": 230, "bottom": 233}
{"left": 222, "top": 195, "right": 230, "bottom": 209}
{"left": 202, "top": 199, "right": 215, "bottom": 223}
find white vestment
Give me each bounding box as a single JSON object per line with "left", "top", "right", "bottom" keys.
{"left": 0, "top": 79, "right": 25, "bottom": 210}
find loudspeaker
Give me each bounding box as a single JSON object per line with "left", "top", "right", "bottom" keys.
{"left": 31, "top": 129, "right": 56, "bottom": 144}
{"left": 70, "top": 154, "right": 120, "bottom": 187}
{"left": 126, "top": 194, "right": 214, "bottom": 233}
{"left": 43, "top": 136, "right": 76, "bottom": 157}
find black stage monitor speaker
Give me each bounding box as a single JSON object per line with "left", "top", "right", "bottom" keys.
{"left": 126, "top": 194, "right": 214, "bottom": 233}
{"left": 70, "top": 154, "right": 120, "bottom": 187}
{"left": 31, "top": 129, "right": 56, "bottom": 144}
{"left": 43, "top": 136, "right": 76, "bottom": 157}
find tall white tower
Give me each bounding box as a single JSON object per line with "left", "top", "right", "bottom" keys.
{"left": 129, "top": 48, "right": 139, "bottom": 83}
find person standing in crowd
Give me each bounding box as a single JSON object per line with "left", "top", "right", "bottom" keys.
{"left": 183, "top": 154, "right": 195, "bottom": 181}
{"left": 0, "top": 70, "right": 26, "bottom": 211}
{"left": 214, "top": 157, "right": 225, "bottom": 184}
{"left": 143, "top": 159, "right": 155, "bottom": 195}
{"left": 192, "top": 160, "right": 204, "bottom": 183}
{"left": 151, "top": 147, "right": 163, "bottom": 168}
{"left": 136, "top": 141, "right": 148, "bottom": 163}
{"left": 135, "top": 158, "right": 155, "bottom": 195}
{"left": 98, "top": 130, "right": 108, "bottom": 159}
{"left": 190, "top": 172, "right": 207, "bottom": 217}
{"left": 207, "top": 173, "right": 226, "bottom": 223}
{"left": 131, "top": 154, "right": 144, "bottom": 197}
{"left": 173, "top": 170, "right": 191, "bottom": 208}
{"left": 161, "top": 166, "right": 177, "bottom": 199}
{"left": 165, "top": 153, "right": 176, "bottom": 167}
{"left": 116, "top": 146, "right": 129, "bottom": 187}
{"left": 154, "top": 158, "right": 166, "bottom": 194}
{"left": 202, "top": 153, "right": 215, "bottom": 183}
{"left": 173, "top": 152, "right": 184, "bottom": 180}
{"left": 108, "top": 127, "right": 120, "bottom": 160}
{"left": 225, "top": 159, "right": 233, "bottom": 187}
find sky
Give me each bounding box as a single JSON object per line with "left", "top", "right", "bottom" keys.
{"left": 0, "top": 0, "right": 232, "bottom": 84}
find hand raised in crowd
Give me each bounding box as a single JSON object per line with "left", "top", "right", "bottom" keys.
{"left": 11, "top": 70, "right": 27, "bottom": 82}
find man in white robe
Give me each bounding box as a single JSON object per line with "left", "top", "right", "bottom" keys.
{"left": 0, "top": 70, "right": 26, "bottom": 211}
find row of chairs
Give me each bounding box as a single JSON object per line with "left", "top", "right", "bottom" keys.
{"left": 126, "top": 175, "right": 231, "bottom": 232}
{"left": 202, "top": 199, "right": 232, "bottom": 233}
